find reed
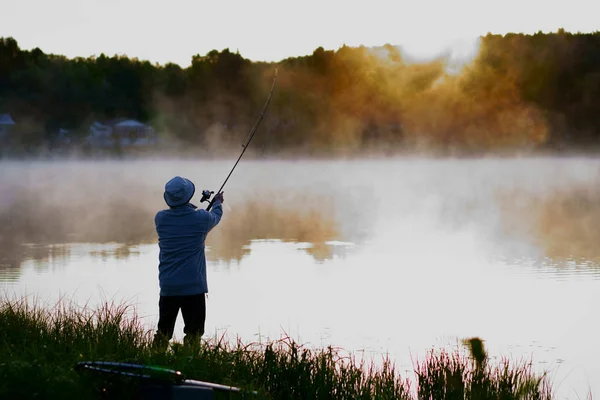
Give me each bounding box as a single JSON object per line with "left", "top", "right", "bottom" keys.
{"left": 0, "top": 298, "right": 552, "bottom": 399}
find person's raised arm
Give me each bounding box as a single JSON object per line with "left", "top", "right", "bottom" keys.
{"left": 201, "top": 192, "right": 224, "bottom": 231}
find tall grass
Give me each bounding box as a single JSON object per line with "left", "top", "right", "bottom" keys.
{"left": 0, "top": 298, "right": 553, "bottom": 399}
{"left": 414, "top": 344, "right": 552, "bottom": 400}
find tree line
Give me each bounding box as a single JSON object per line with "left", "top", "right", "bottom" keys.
{"left": 1, "top": 30, "right": 600, "bottom": 156}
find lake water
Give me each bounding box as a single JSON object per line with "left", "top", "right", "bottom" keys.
{"left": 1, "top": 157, "right": 600, "bottom": 399}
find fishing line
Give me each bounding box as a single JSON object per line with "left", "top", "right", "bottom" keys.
{"left": 201, "top": 68, "right": 278, "bottom": 211}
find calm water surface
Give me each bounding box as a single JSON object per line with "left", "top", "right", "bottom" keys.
{"left": 1, "top": 157, "right": 600, "bottom": 399}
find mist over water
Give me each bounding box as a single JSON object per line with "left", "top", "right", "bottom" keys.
{"left": 1, "top": 156, "right": 600, "bottom": 398}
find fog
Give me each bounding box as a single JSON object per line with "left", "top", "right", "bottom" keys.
{"left": 0, "top": 159, "right": 347, "bottom": 266}
{"left": 2, "top": 156, "right": 600, "bottom": 269}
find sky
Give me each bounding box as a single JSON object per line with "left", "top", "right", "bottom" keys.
{"left": 1, "top": 0, "right": 599, "bottom": 67}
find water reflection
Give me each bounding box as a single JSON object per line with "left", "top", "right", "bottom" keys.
{"left": 0, "top": 181, "right": 348, "bottom": 278}
{"left": 88, "top": 243, "right": 142, "bottom": 260}
{"left": 0, "top": 240, "right": 25, "bottom": 282}
{"left": 0, "top": 187, "right": 157, "bottom": 245}
{"left": 208, "top": 195, "right": 343, "bottom": 262}
{"left": 494, "top": 255, "right": 600, "bottom": 280}
{"left": 498, "top": 184, "right": 600, "bottom": 260}
{"left": 4, "top": 158, "right": 600, "bottom": 277}
{"left": 0, "top": 240, "right": 72, "bottom": 281}
{"left": 530, "top": 186, "right": 600, "bottom": 259}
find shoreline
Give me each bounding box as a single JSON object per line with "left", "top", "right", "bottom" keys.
{"left": 0, "top": 297, "right": 555, "bottom": 399}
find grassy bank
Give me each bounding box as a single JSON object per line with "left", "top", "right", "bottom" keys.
{"left": 0, "top": 298, "right": 552, "bottom": 399}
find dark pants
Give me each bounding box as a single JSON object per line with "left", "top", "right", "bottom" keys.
{"left": 153, "top": 294, "right": 206, "bottom": 349}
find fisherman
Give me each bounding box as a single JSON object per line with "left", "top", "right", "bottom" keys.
{"left": 153, "top": 176, "right": 224, "bottom": 349}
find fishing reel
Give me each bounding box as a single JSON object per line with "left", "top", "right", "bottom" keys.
{"left": 200, "top": 190, "right": 214, "bottom": 204}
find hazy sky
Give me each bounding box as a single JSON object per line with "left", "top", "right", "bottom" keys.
{"left": 2, "top": 0, "right": 598, "bottom": 66}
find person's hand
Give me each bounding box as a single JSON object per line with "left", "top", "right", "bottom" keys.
{"left": 214, "top": 192, "right": 224, "bottom": 203}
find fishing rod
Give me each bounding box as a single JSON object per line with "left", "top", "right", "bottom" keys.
{"left": 200, "top": 68, "right": 278, "bottom": 211}
{"left": 75, "top": 361, "right": 257, "bottom": 394}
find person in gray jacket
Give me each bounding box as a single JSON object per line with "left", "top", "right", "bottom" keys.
{"left": 153, "top": 176, "right": 224, "bottom": 349}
